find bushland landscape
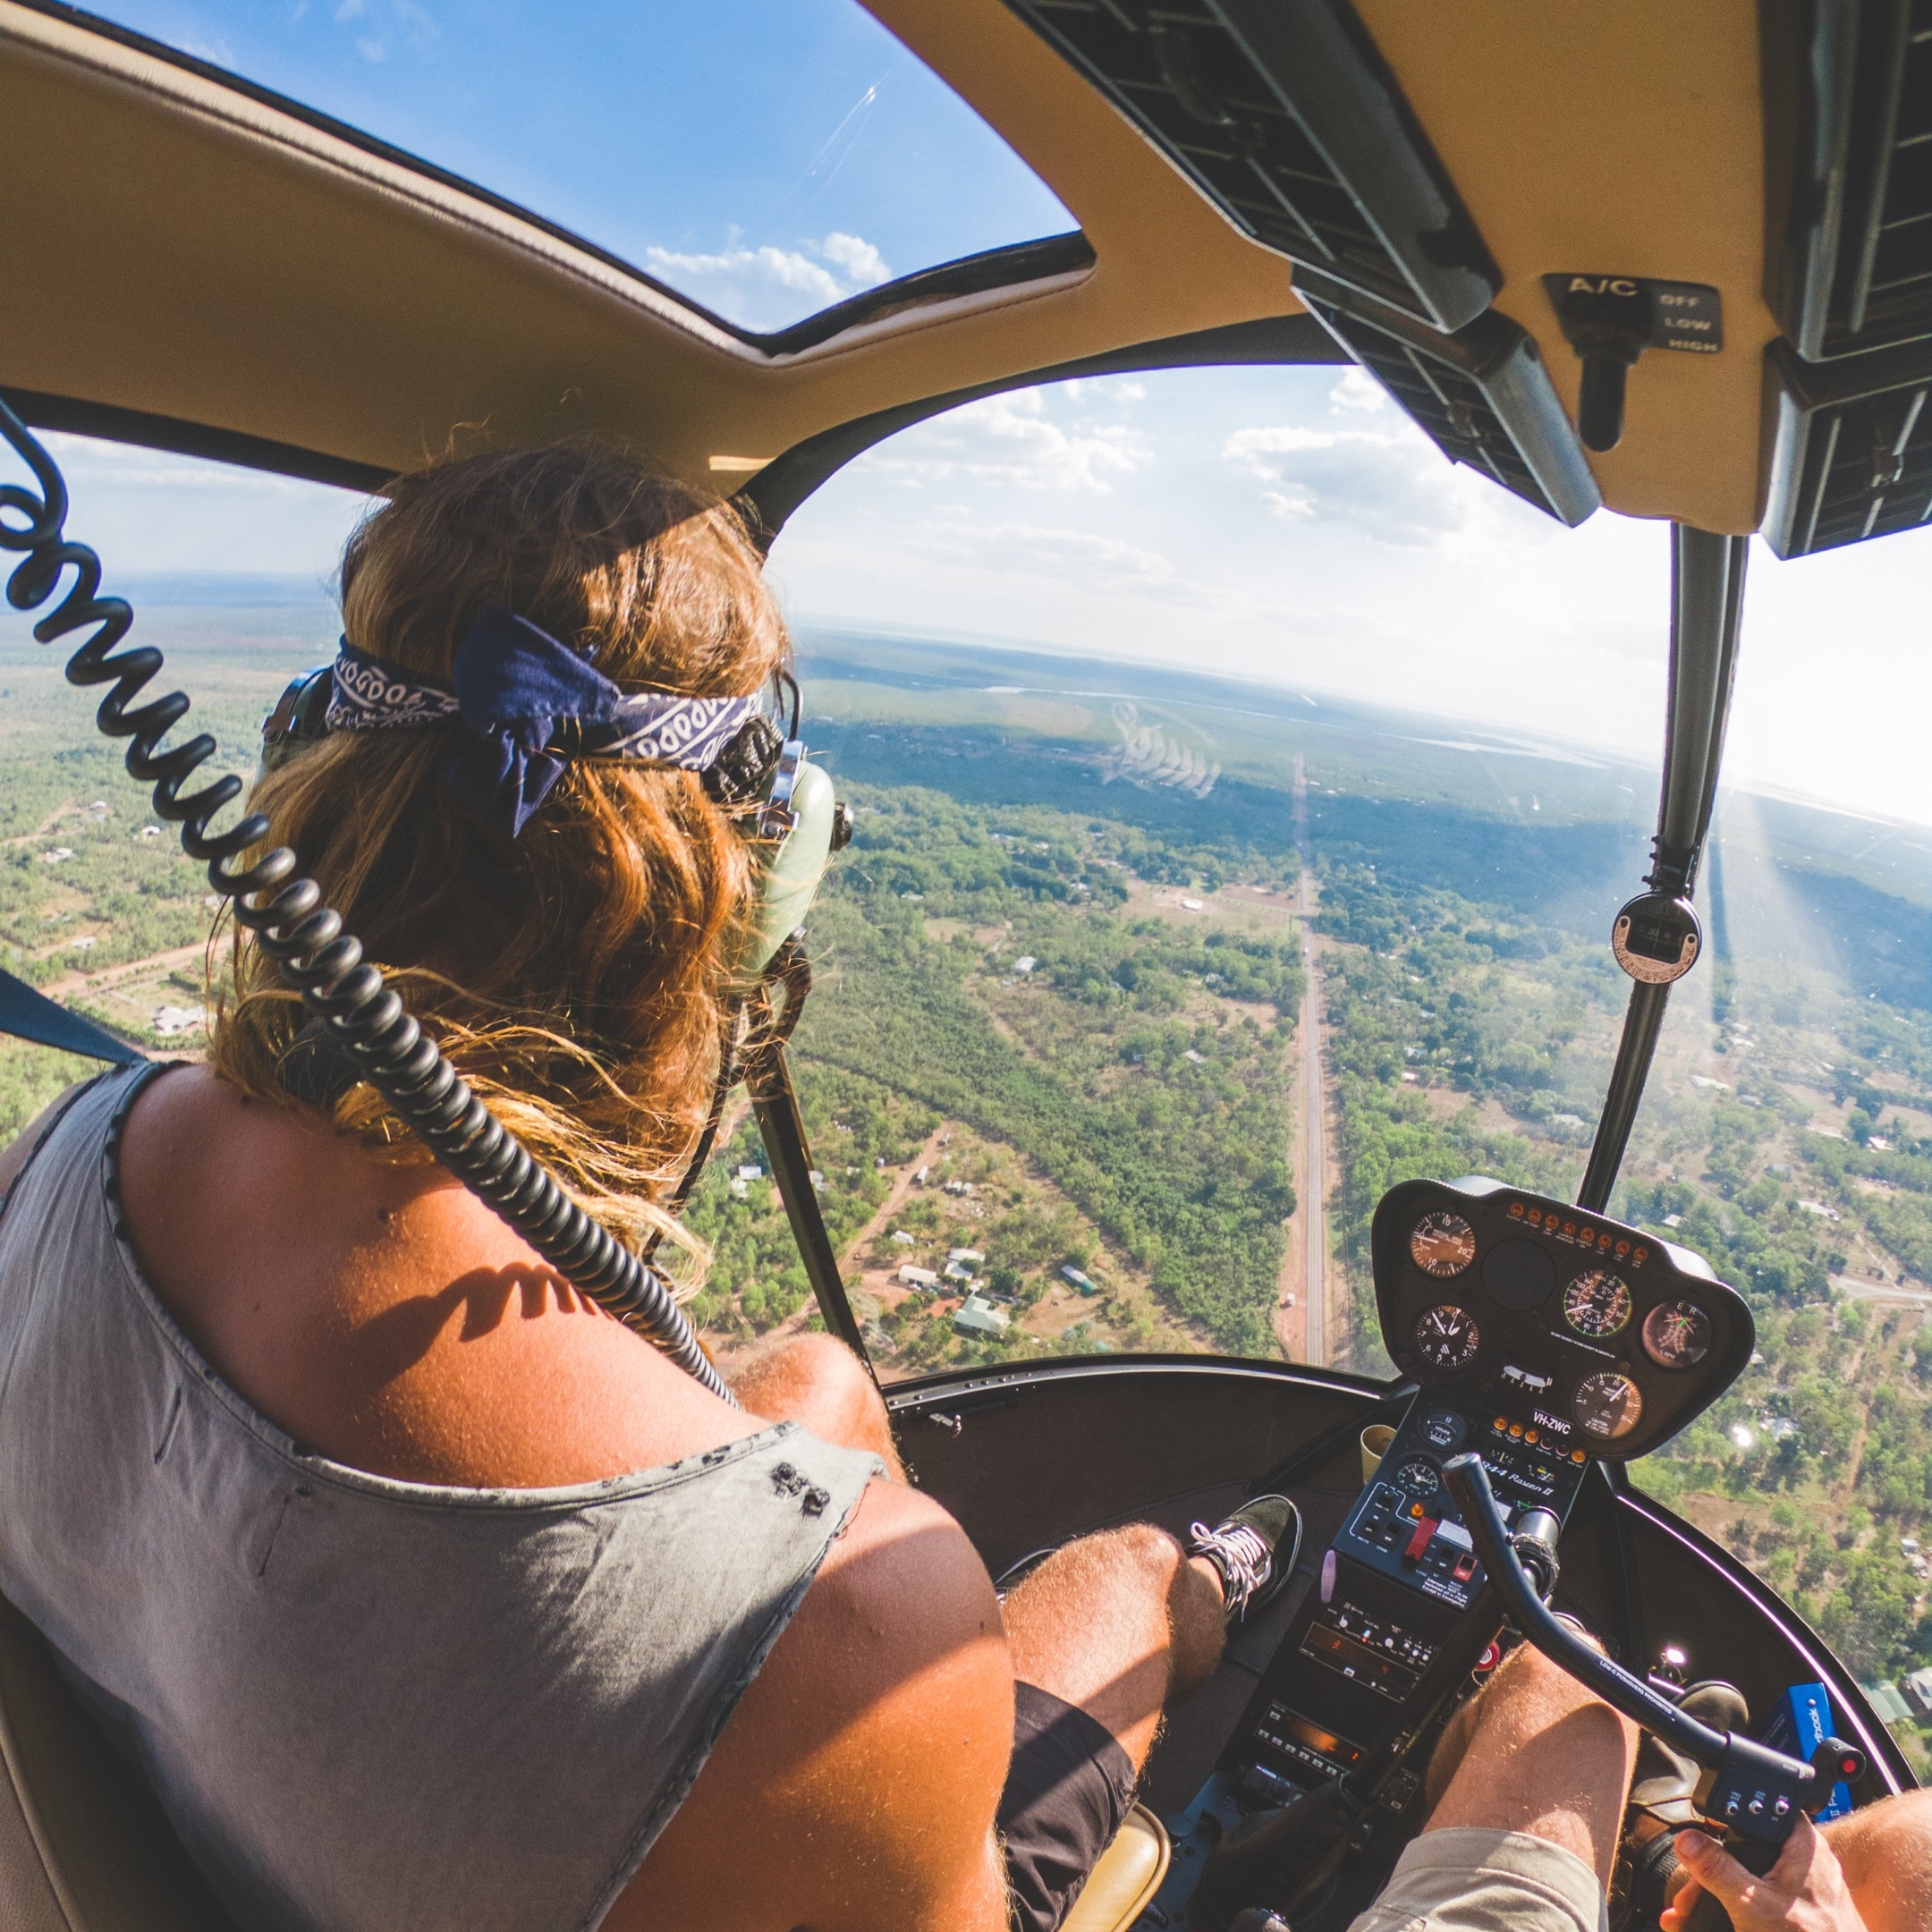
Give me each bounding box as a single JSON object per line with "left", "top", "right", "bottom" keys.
{"left": 4, "top": 599, "right": 1931, "bottom": 1765}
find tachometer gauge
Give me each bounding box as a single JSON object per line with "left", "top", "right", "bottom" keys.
{"left": 1413, "top": 1303, "right": 1480, "bottom": 1372}
{"left": 1563, "top": 1269, "right": 1632, "bottom": 1339}
{"left": 1642, "top": 1299, "right": 1713, "bottom": 1370}
{"left": 1393, "top": 1457, "right": 1441, "bottom": 1496}
{"left": 1572, "top": 1370, "right": 1644, "bottom": 1441}
{"left": 1411, "top": 1210, "right": 1478, "bottom": 1276}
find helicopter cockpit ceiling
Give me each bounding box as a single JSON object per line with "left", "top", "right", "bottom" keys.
{"left": 2, "top": 0, "right": 1928, "bottom": 557}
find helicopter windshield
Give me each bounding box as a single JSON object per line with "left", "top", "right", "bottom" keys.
{"left": 69, "top": 0, "right": 1076, "bottom": 336}
{"left": 7, "top": 391, "right": 1932, "bottom": 1772}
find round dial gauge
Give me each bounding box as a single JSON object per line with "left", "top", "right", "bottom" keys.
{"left": 1393, "top": 1457, "right": 1441, "bottom": 1496}
{"left": 1573, "top": 1370, "right": 1644, "bottom": 1441}
{"left": 1564, "top": 1270, "right": 1633, "bottom": 1339}
{"left": 1411, "top": 1211, "right": 1478, "bottom": 1277}
{"left": 1642, "top": 1300, "right": 1713, "bottom": 1370}
{"left": 1413, "top": 1303, "right": 1481, "bottom": 1372}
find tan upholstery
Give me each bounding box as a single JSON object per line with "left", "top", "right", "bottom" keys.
{"left": 0, "top": 1593, "right": 232, "bottom": 1929}
{"left": 2, "top": 0, "right": 1784, "bottom": 530}
{"left": 1061, "top": 1803, "right": 1171, "bottom": 1932}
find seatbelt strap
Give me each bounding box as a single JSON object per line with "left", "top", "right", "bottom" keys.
{"left": 0, "top": 968, "right": 143, "bottom": 1063}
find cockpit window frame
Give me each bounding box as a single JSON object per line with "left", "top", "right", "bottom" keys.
{"left": 17, "top": 0, "right": 1096, "bottom": 357}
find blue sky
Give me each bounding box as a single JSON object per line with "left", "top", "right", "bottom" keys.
{"left": 82, "top": 0, "right": 1071, "bottom": 331}
{"left": 19, "top": 2, "right": 1932, "bottom": 826}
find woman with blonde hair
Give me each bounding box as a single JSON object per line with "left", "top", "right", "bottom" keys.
{"left": 0, "top": 445, "right": 1294, "bottom": 1932}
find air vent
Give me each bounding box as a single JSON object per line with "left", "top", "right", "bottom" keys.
{"left": 1293, "top": 269, "right": 1600, "bottom": 528}
{"left": 1763, "top": 336, "right": 1932, "bottom": 554}
{"left": 1770, "top": 0, "right": 1932, "bottom": 360}
{"left": 1001, "top": 0, "right": 1500, "bottom": 333}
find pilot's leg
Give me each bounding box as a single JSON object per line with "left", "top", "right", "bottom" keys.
{"left": 1819, "top": 1788, "right": 1932, "bottom": 1932}
{"left": 728, "top": 1332, "right": 906, "bottom": 1477}
{"left": 1346, "top": 1643, "right": 1638, "bottom": 1932}
{"left": 996, "top": 1526, "right": 1228, "bottom": 1931}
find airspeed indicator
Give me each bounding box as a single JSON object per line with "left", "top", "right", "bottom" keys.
{"left": 1564, "top": 1270, "right": 1632, "bottom": 1338}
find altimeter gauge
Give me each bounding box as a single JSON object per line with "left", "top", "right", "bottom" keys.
{"left": 1413, "top": 1303, "right": 1480, "bottom": 1372}
{"left": 1642, "top": 1299, "right": 1713, "bottom": 1370}
{"left": 1564, "top": 1269, "right": 1632, "bottom": 1339}
{"left": 1573, "top": 1370, "right": 1644, "bottom": 1441}
{"left": 1411, "top": 1210, "right": 1478, "bottom": 1277}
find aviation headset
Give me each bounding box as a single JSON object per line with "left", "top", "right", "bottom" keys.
{"left": 0, "top": 394, "right": 752, "bottom": 1400}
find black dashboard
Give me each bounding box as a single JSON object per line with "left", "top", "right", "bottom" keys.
{"left": 1148, "top": 1177, "right": 1755, "bottom": 1927}
{"left": 1373, "top": 1175, "right": 1753, "bottom": 1462}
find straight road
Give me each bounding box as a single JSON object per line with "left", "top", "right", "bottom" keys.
{"left": 1292, "top": 753, "right": 1327, "bottom": 1368}
{"left": 1298, "top": 885, "right": 1326, "bottom": 1368}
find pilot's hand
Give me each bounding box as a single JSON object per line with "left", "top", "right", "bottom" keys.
{"left": 1661, "top": 1818, "right": 1869, "bottom": 1932}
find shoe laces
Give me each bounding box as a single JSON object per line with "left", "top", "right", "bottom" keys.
{"left": 1190, "top": 1517, "right": 1272, "bottom": 1621}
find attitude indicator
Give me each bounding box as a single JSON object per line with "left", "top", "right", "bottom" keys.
{"left": 1573, "top": 1370, "right": 1644, "bottom": 1440}
{"left": 1563, "top": 1270, "right": 1632, "bottom": 1339}
{"left": 1642, "top": 1299, "right": 1713, "bottom": 1370}
{"left": 1411, "top": 1210, "right": 1478, "bottom": 1277}
{"left": 1413, "top": 1303, "right": 1481, "bottom": 1372}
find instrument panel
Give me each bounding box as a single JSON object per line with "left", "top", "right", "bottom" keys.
{"left": 1374, "top": 1177, "right": 1752, "bottom": 1461}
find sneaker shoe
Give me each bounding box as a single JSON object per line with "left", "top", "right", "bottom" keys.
{"left": 1189, "top": 1494, "right": 1302, "bottom": 1623}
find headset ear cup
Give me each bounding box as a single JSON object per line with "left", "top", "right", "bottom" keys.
{"left": 258, "top": 665, "right": 333, "bottom": 776}
{"left": 737, "top": 758, "right": 838, "bottom": 984}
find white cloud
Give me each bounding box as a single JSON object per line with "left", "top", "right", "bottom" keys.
{"left": 330, "top": 0, "right": 435, "bottom": 64}
{"left": 1262, "top": 489, "right": 1315, "bottom": 521}
{"left": 911, "top": 521, "right": 1178, "bottom": 590}
{"left": 1224, "top": 425, "right": 1356, "bottom": 477}
{"left": 1330, "top": 368, "right": 1388, "bottom": 414}
{"left": 644, "top": 231, "right": 895, "bottom": 331}
{"left": 818, "top": 232, "right": 890, "bottom": 286}
{"left": 4, "top": 435, "right": 368, "bottom": 577}
{"left": 648, "top": 244, "right": 846, "bottom": 308}
{"left": 1223, "top": 422, "right": 1466, "bottom": 546}
{"left": 862, "top": 391, "right": 1150, "bottom": 495}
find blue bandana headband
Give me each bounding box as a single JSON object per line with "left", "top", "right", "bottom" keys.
{"left": 325, "top": 606, "right": 761, "bottom": 837}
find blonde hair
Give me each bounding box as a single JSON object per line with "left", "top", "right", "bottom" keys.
{"left": 208, "top": 445, "right": 789, "bottom": 1268}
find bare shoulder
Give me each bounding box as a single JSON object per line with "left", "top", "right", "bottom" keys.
{"left": 626, "top": 1477, "right": 1015, "bottom": 1932}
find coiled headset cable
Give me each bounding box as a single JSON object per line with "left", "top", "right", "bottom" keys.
{"left": 0, "top": 397, "right": 736, "bottom": 1406}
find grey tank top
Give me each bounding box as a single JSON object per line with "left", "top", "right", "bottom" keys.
{"left": 0, "top": 1063, "right": 881, "bottom": 1932}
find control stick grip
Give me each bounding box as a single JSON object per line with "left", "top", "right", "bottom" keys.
{"left": 1438, "top": 1455, "right": 1863, "bottom": 1842}
{"left": 1440, "top": 1453, "right": 1730, "bottom": 1763}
